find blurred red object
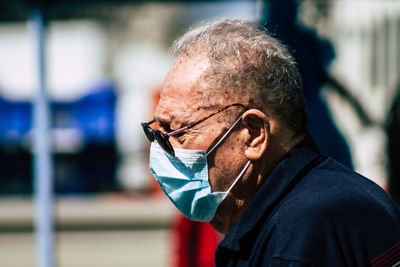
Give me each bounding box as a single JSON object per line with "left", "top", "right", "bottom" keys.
{"left": 171, "top": 213, "right": 219, "bottom": 267}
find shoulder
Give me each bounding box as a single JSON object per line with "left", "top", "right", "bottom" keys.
{"left": 266, "top": 157, "right": 400, "bottom": 263}
{"left": 280, "top": 157, "right": 400, "bottom": 227}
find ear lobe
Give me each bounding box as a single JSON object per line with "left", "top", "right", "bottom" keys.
{"left": 242, "top": 109, "right": 269, "bottom": 160}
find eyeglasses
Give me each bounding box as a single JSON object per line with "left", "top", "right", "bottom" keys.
{"left": 141, "top": 103, "right": 245, "bottom": 156}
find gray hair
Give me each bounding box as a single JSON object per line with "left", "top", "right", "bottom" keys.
{"left": 172, "top": 19, "right": 307, "bottom": 133}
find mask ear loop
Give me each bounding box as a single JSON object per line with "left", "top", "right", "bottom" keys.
{"left": 225, "top": 160, "right": 251, "bottom": 193}
{"left": 205, "top": 114, "right": 243, "bottom": 157}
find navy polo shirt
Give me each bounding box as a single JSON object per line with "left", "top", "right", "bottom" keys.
{"left": 215, "top": 136, "right": 400, "bottom": 266}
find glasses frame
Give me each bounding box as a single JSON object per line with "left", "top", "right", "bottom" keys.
{"left": 141, "top": 103, "right": 245, "bottom": 156}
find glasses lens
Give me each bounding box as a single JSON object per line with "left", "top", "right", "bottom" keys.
{"left": 141, "top": 123, "right": 155, "bottom": 142}
{"left": 154, "top": 130, "right": 175, "bottom": 156}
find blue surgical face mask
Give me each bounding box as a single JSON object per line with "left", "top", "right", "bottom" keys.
{"left": 149, "top": 115, "right": 251, "bottom": 222}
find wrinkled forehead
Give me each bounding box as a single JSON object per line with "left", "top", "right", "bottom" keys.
{"left": 167, "top": 53, "right": 209, "bottom": 91}
{"left": 155, "top": 54, "right": 211, "bottom": 124}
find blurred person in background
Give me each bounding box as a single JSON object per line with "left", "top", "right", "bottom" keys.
{"left": 260, "top": 0, "right": 354, "bottom": 169}
{"left": 389, "top": 86, "right": 400, "bottom": 203}
{"left": 141, "top": 19, "right": 400, "bottom": 266}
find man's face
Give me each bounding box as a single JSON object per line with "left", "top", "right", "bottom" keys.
{"left": 154, "top": 54, "right": 247, "bottom": 192}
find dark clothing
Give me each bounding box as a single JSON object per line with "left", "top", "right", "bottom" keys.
{"left": 215, "top": 136, "right": 400, "bottom": 266}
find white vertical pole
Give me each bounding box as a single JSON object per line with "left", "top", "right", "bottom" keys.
{"left": 31, "top": 8, "right": 54, "bottom": 267}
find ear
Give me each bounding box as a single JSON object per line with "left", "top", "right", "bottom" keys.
{"left": 241, "top": 109, "right": 270, "bottom": 160}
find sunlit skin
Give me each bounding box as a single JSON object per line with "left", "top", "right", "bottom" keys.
{"left": 155, "top": 52, "right": 305, "bottom": 234}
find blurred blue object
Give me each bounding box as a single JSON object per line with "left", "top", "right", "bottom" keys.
{"left": 0, "top": 80, "right": 116, "bottom": 146}
{"left": 0, "top": 97, "right": 32, "bottom": 146}
{"left": 0, "top": 80, "right": 118, "bottom": 195}
{"left": 52, "top": 80, "right": 116, "bottom": 145}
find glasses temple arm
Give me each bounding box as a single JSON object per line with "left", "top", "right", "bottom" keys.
{"left": 206, "top": 115, "right": 242, "bottom": 157}
{"left": 166, "top": 125, "right": 189, "bottom": 136}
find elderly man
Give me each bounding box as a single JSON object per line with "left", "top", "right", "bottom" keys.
{"left": 142, "top": 20, "right": 400, "bottom": 266}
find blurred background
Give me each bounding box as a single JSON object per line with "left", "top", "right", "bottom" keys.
{"left": 0, "top": 0, "right": 399, "bottom": 266}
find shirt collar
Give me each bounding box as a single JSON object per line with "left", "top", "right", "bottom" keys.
{"left": 218, "top": 134, "right": 323, "bottom": 251}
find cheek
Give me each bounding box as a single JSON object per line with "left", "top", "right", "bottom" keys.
{"left": 208, "top": 163, "right": 228, "bottom": 192}
{"left": 207, "top": 135, "right": 244, "bottom": 192}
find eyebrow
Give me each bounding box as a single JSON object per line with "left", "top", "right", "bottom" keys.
{"left": 154, "top": 103, "right": 245, "bottom": 135}
{"left": 153, "top": 117, "right": 168, "bottom": 131}
{"left": 153, "top": 115, "right": 183, "bottom": 133}
{"left": 151, "top": 117, "right": 188, "bottom": 137}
